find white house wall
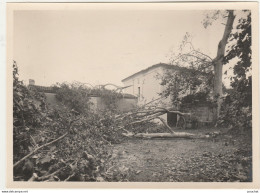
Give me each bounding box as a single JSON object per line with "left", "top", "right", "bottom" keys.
{"left": 122, "top": 67, "right": 165, "bottom": 105}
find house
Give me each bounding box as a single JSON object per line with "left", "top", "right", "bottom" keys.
{"left": 121, "top": 63, "right": 214, "bottom": 128}
{"left": 122, "top": 63, "right": 174, "bottom": 106}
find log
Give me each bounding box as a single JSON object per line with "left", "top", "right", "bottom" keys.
{"left": 123, "top": 132, "right": 209, "bottom": 139}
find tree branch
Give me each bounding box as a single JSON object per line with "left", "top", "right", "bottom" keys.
{"left": 179, "top": 54, "right": 212, "bottom": 64}
{"left": 14, "top": 118, "right": 80, "bottom": 168}
{"left": 64, "top": 173, "right": 75, "bottom": 181}
{"left": 156, "top": 117, "right": 175, "bottom": 133}
{"left": 192, "top": 50, "right": 213, "bottom": 61}
{"left": 38, "top": 165, "right": 69, "bottom": 181}
{"left": 14, "top": 132, "right": 69, "bottom": 168}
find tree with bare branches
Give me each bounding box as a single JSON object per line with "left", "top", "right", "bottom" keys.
{"left": 161, "top": 10, "right": 238, "bottom": 121}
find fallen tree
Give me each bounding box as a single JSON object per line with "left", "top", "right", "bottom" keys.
{"left": 122, "top": 132, "right": 209, "bottom": 139}
{"left": 117, "top": 106, "right": 209, "bottom": 139}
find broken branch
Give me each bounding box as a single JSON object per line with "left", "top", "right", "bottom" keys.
{"left": 14, "top": 132, "right": 69, "bottom": 168}
{"left": 38, "top": 165, "right": 69, "bottom": 181}
{"left": 156, "top": 117, "right": 175, "bottom": 133}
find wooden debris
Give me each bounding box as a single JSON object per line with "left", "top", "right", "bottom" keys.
{"left": 122, "top": 132, "right": 210, "bottom": 139}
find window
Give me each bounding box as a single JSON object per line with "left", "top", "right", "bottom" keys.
{"left": 138, "top": 87, "right": 140, "bottom": 97}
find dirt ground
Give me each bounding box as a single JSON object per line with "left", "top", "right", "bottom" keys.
{"left": 105, "top": 128, "right": 252, "bottom": 182}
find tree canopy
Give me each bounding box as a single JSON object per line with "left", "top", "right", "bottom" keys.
{"left": 219, "top": 11, "right": 252, "bottom": 131}
{"left": 159, "top": 10, "right": 252, "bottom": 130}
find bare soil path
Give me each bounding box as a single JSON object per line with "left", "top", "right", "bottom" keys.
{"left": 105, "top": 129, "right": 252, "bottom": 182}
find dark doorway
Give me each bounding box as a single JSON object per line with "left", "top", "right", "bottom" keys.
{"left": 167, "top": 112, "right": 177, "bottom": 127}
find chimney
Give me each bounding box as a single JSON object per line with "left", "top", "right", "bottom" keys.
{"left": 29, "top": 79, "right": 35, "bottom": 85}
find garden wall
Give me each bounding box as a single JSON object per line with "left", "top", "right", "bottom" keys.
{"left": 181, "top": 103, "right": 214, "bottom": 123}
{"left": 89, "top": 96, "right": 137, "bottom": 113}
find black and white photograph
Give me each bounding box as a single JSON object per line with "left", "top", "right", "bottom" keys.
{"left": 5, "top": 2, "right": 259, "bottom": 189}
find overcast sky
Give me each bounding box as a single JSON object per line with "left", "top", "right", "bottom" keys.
{"left": 14, "top": 9, "right": 231, "bottom": 86}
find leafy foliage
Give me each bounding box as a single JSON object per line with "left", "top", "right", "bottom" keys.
{"left": 13, "top": 61, "right": 47, "bottom": 163}
{"left": 159, "top": 63, "right": 214, "bottom": 107}
{"left": 54, "top": 82, "right": 92, "bottom": 114}
{"left": 202, "top": 10, "right": 227, "bottom": 28}
{"left": 218, "top": 11, "right": 252, "bottom": 131}
{"left": 13, "top": 62, "right": 126, "bottom": 181}
{"left": 89, "top": 88, "right": 124, "bottom": 111}
{"left": 158, "top": 32, "right": 215, "bottom": 109}
{"left": 55, "top": 82, "right": 124, "bottom": 113}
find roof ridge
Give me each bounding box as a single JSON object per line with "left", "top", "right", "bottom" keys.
{"left": 121, "top": 63, "right": 178, "bottom": 82}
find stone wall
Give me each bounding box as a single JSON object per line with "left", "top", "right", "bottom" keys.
{"left": 33, "top": 92, "right": 137, "bottom": 113}
{"left": 116, "top": 98, "right": 138, "bottom": 112}
{"left": 181, "top": 103, "right": 214, "bottom": 123}
{"left": 89, "top": 96, "right": 137, "bottom": 113}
